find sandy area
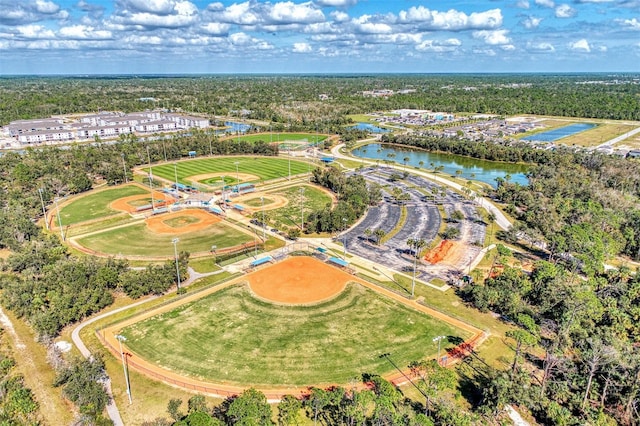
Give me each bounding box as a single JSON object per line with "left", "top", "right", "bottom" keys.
{"left": 247, "top": 257, "right": 349, "bottom": 305}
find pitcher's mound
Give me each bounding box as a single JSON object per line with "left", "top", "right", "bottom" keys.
{"left": 247, "top": 257, "right": 350, "bottom": 305}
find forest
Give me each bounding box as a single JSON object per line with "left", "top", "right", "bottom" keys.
{"left": 0, "top": 74, "right": 639, "bottom": 425}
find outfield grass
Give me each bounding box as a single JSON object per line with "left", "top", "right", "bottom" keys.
{"left": 144, "top": 156, "right": 310, "bottom": 186}
{"left": 60, "top": 185, "right": 148, "bottom": 225}
{"left": 220, "top": 132, "right": 326, "bottom": 144}
{"left": 263, "top": 185, "right": 332, "bottom": 229}
{"left": 121, "top": 283, "right": 472, "bottom": 386}
{"left": 76, "top": 221, "right": 253, "bottom": 257}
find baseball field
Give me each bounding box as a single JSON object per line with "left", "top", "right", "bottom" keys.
{"left": 105, "top": 257, "right": 476, "bottom": 389}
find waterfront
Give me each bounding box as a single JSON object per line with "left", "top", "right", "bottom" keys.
{"left": 351, "top": 143, "right": 529, "bottom": 187}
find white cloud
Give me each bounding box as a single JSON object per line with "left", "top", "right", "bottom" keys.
{"left": 58, "top": 24, "right": 112, "bottom": 39}
{"left": 200, "top": 22, "right": 230, "bottom": 36}
{"left": 16, "top": 24, "right": 55, "bottom": 39}
{"left": 522, "top": 16, "right": 542, "bottom": 29}
{"left": 314, "top": 0, "right": 357, "bottom": 6}
{"left": 555, "top": 4, "right": 576, "bottom": 18}
{"left": 473, "top": 48, "right": 496, "bottom": 56}
{"left": 501, "top": 44, "right": 516, "bottom": 51}
{"left": 534, "top": 0, "right": 555, "bottom": 7}
{"left": 351, "top": 16, "right": 392, "bottom": 34}
{"left": 527, "top": 41, "right": 555, "bottom": 52}
{"left": 516, "top": 0, "right": 530, "bottom": 9}
{"left": 569, "top": 38, "right": 590, "bottom": 52}
{"left": 415, "top": 38, "right": 461, "bottom": 52}
{"left": 120, "top": 0, "right": 176, "bottom": 15}
{"left": 229, "top": 32, "right": 273, "bottom": 49}
{"left": 293, "top": 42, "right": 312, "bottom": 52}
{"left": 330, "top": 10, "right": 349, "bottom": 22}
{"left": 473, "top": 29, "right": 511, "bottom": 45}
{"left": 113, "top": 0, "right": 199, "bottom": 28}
{"left": 268, "top": 2, "right": 325, "bottom": 24}
{"left": 617, "top": 18, "right": 640, "bottom": 30}
{"left": 35, "top": 0, "right": 60, "bottom": 14}
{"left": 398, "top": 7, "right": 502, "bottom": 31}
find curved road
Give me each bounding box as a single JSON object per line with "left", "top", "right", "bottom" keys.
{"left": 331, "top": 143, "right": 512, "bottom": 230}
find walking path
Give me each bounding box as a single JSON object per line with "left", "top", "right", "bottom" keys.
{"left": 592, "top": 125, "right": 640, "bottom": 150}
{"left": 70, "top": 266, "right": 222, "bottom": 425}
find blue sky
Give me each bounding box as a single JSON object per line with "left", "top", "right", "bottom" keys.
{"left": 0, "top": 0, "right": 639, "bottom": 74}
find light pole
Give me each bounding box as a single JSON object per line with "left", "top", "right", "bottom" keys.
{"left": 115, "top": 334, "right": 132, "bottom": 404}
{"left": 172, "top": 238, "right": 181, "bottom": 292}
{"left": 433, "top": 335, "right": 446, "bottom": 366}
{"left": 234, "top": 161, "right": 240, "bottom": 194}
{"left": 147, "top": 146, "right": 155, "bottom": 210}
{"left": 342, "top": 217, "right": 347, "bottom": 258}
{"left": 288, "top": 155, "right": 291, "bottom": 181}
{"left": 121, "top": 153, "right": 128, "bottom": 183}
{"left": 260, "top": 196, "right": 266, "bottom": 242}
{"left": 38, "top": 188, "right": 49, "bottom": 230}
{"left": 211, "top": 245, "right": 217, "bottom": 265}
{"left": 54, "top": 196, "right": 65, "bottom": 241}
{"left": 173, "top": 162, "right": 178, "bottom": 191}
{"left": 299, "top": 187, "right": 305, "bottom": 232}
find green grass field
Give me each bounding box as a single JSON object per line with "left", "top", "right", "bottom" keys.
{"left": 60, "top": 185, "right": 148, "bottom": 225}
{"left": 262, "top": 185, "right": 332, "bottom": 229}
{"left": 220, "top": 132, "right": 326, "bottom": 145}
{"left": 121, "top": 282, "right": 471, "bottom": 386}
{"left": 144, "top": 156, "right": 311, "bottom": 186}
{"left": 76, "top": 220, "right": 253, "bottom": 257}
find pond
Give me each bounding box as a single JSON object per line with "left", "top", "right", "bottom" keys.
{"left": 214, "top": 121, "right": 251, "bottom": 134}
{"left": 349, "top": 122, "right": 390, "bottom": 133}
{"left": 351, "top": 143, "right": 529, "bottom": 187}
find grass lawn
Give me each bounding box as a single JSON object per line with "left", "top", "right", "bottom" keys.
{"left": 189, "top": 257, "right": 222, "bottom": 273}
{"left": 263, "top": 185, "right": 332, "bottom": 229}
{"left": 120, "top": 283, "right": 472, "bottom": 386}
{"left": 60, "top": 184, "right": 147, "bottom": 225}
{"left": 557, "top": 123, "right": 637, "bottom": 147}
{"left": 243, "top": 196, "right": 275, "bottom": 207}
{"left": 220, "top": 132, "right": 327, "bottom": 145}
{"left": 144, "top": 156, "right": 310, "bottom": 186}
{"left": 76, "top": 221, "right": 253, "bottom": 257}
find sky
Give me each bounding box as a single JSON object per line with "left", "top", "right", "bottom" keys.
{"left": 0, "top": 0, "right": 639, "bottom": 75}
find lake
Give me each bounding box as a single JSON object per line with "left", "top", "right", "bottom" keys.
{"left": 351, "top": 143, "right": 529, "bottom": 187}
{"left": 349, "top": 122, "right": 389, "bottom": 133}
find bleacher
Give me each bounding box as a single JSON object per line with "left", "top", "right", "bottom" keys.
{"left": 249, "top": 256, "right": 273, "bottom": 267}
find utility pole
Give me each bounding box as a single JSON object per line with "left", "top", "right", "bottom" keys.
{"left": 433, "top": 335, "right": 446, "bottom": 366}
{"left": 54, "top": 196, "right": 65, "bottom": 241}
{"left": 147, "top": 146, "right": 155, "bottom": 210}
{"left": 38, "top": 188, "right": 49, "bottom": 230}
{"left": 299, "top": 187, "right": 305, "bottom": 232}
{"left": 115, "top": 334, "right": 132, "bottom": 404}
{"left": 172, "top": 238, "right": 181, "bottom": 292}
{"left": 121, "top": 153, "right": 128, "bottom": 183}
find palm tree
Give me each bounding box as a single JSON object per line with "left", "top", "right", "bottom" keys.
{"left": 374, "top": 229, "right": 386, "bottom": 245}
{"left": 364, "top": 228, "right": 373, "bottom": 243}
{"left": 403, "top": 156, "right": 410, "bottom": 171}
{"left": 418, "top": 160, "right": 424, "bottom": 169}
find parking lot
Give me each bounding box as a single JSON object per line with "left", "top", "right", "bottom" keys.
{"left": 340, "top": 167, "right": 486, "bottom": 284}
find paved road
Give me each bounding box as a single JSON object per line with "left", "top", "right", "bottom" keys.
{"left": 592, "top": 125, "right": 640, "bottom": 150}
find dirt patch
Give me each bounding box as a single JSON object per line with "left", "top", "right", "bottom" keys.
{"left": 233, "top": 192, "right": 289, "bottom": 213}
{"left": 110, "top": 191, "right": 175, "bottom": 213}
{"left": 424, "top": 240, "right": 454, "bottom": 264}
{"left": 145, "top": 209, "right": 221, "bottom": 234}
{"left": 247, "top": 257, "right": 349, "bottom": 305}
{"left": 188, "top": 172, "right": 260, "bottom": 186}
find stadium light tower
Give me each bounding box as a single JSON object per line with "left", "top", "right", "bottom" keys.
{"left": 54, "top": 196, "right": 65, "bottom": 241}
{"left": 299, "top": 187, "right": 305, "bottom": 232}
{"left": 38, "top": 188, "right": 49, "bottom": 231}
{"left": 260, "top": 196, "right": 266, "bottom": 242}
{"left": 115, "top": 334, "right": 132, "bottom": 404}
{"left": 121, "top": 153, "right": 128, "bottom": 183}
{"left": 172, "top": 238, "right": 181, "bottom": 292}
{"left": 342, "top": 217, "right": 348, "bottom": 258}
{"left": 433, "top": 335, "right": 446, "bottom": 366}
{"left": 173, "top": 162, "right": 179, "bottom": 192}
{"left": 234, "top": 161, "right": 240, "bottom": 194}
{"left": 147, "top": 146, "right": 155, "bottom": 210}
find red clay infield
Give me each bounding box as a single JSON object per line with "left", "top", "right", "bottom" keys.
{"left": 247, "top": 256, "right": 350, "bottom": 305}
